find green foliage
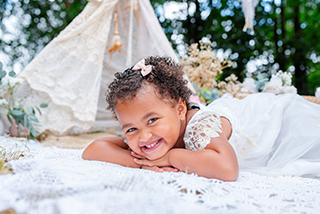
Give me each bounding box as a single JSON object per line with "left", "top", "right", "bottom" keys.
{"left": 201, "top": 88, "right": 221, "bottom": 104}
{"left": 0, "top": 63, "right": 6, "bottom": 91}
{"left": 151, "top": 0, "right": 320, "bottom": 95}
{"left": 0, "top": 62, "right": 6, "bottom": 80}
{"left": 254, "top": 73, "right": 269, "bottom": 92}
{"left": 0, "top": 0, "right": 87, "bottom": 72}
{"left": 193, "top": 83, "right": 221, "bottom": 104}
{"left": 0, "top": 61, "right": 47, "bottom": 139}
{"left": 1, "top": 0, "right": 320, "bottom": 95}
{"left": 307, "top": 67, "right": 320, "bottom": 95}
{"left": 7, "top": 107, "right": 40, "bottom": 139}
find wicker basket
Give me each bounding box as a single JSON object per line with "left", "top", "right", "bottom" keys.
{"left": 301, "top": 96, "right": 320, "bottom": 105}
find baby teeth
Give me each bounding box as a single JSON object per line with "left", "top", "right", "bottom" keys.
{"left": 145, "top": 140, "right": 159, "bottom": 148}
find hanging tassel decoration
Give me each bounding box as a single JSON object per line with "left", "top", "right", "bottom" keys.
{"left": 106, "top": 10, "right": 125, "bottom": 56}
{"left": 240, "top": 0, "right": 259, "bottom": 35}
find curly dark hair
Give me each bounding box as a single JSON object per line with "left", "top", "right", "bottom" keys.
{"left": 106, "top": 56, "right": 192, "bottom": 117}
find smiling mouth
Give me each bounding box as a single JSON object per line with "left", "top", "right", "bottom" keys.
{"left": 143, "top": 139, "right": 161, "bottom": 150}
{"left": 145, "top": 140, "right": 159, "bottom": 148}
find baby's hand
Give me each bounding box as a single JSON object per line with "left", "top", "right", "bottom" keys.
{"left": 131, "top": 151, "right": 179, "bottom": 173}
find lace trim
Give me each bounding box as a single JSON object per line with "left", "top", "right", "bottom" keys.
{"left": 184, "top": 111, "right": 222, "bottom": 151}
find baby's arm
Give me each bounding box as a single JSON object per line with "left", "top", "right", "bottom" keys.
{"left": 82, "top": 137, "right": 140, "bottom": 168}
{"left": 168, "top": 134, "right": 238, "bottom": 181}
{"left": 82, "top": 137, "right": 179, "bottom": 172}
{"left": 134, "top": 117, "right": 239, "bottom": 181}
{"left": 135, "top": 134, "right": 238, "bottom": 181}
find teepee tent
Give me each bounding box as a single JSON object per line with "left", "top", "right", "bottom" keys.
{"left": 15, "top": 0, "right": 189, "bottom": 135}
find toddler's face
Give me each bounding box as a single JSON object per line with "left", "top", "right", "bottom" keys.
{"left": 115, "top": 84, "right": 186, "bottom": 160}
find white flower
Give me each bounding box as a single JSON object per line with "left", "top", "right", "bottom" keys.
{"left": 13, "top": 100, "right": 21, "bottom": 108}
{"left": 241, "top": 77, "right": 258, "bottom": 93}
{"left": 315, "top": 87, "right": 320, "bottom": 98}
{"left": 1, "top": 75, "right": 23, "bottom": 93}
{"left": 262, "top": 76, "right": 283, "bottom": 94}
{"left": 274, "top": 70, "right": 293, "bottom": 86}
{"left": 281, "top": 85, "right": 297, "bottom": 94}
{"left": 0, "top": 98, "right": 8, "bottom": 107}
{"left": 282, "top": 75, "right": 292, "bottom": 86}
{"left": 0, "top": 78, "right": 10, "bottom": 94}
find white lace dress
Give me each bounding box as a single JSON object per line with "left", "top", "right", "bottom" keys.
{"left": 184, "top": 93, "right": 320, "bottom": 177}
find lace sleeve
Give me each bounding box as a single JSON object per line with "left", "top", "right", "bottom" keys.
{"left": 184, "top": 111, "right": 222, "bottom": 151}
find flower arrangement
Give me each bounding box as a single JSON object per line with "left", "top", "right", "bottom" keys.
{"left": 241, "top": 70, "right": 297, "bottom": 95}
{"left": 181, "top": 41, "right": 241, "bottom": 104}
{"left": 182, "top": 41, "right": 299, "bottom": 104}
{"left": 0, "top": 62, "right": 47, "bottom": 139}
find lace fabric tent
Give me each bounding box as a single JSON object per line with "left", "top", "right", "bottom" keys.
{"left": 14, "top": 0, "right": 187, "bottom": 135}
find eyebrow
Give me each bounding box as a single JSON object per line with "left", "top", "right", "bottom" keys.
{"left": 121, "top": 112, "right": 158, "bottom": 130}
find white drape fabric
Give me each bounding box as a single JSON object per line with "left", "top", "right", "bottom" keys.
{"left": 1, "top": 137, "right": 320, "bottom": 213}
{"left": 205, "top": 93, "right": 320, "bottom": 177}
{"left": 16, "top": 0, "right": 181, "bottom": 135}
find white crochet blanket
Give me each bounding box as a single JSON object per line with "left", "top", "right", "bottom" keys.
{"left": 1, "top": 137, "right": 320, "bottom": 214}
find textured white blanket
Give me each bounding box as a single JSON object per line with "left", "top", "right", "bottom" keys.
{"left": 1, "top": 137, "right": 320, "bottom": 214}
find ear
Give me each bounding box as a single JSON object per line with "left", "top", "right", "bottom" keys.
{"left": 176, "top": 98, "right": 187, "bottom": 121}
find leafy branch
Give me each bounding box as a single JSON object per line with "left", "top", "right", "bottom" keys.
{"left": 0, "top": 61, "right": 48, "bottom": 139}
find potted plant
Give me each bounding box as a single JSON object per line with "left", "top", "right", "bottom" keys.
{"left": 0, "top": 61, "right": 47, "bottom": 139}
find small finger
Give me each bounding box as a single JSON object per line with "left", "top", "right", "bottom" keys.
{"left": 141, "top": 165, "right": 163, "bottom": 173}
{"left": 151, "top": 166, "right": 164, "bottom": 172}
{"left": 131, "top": 151, "right": 145, "bottom": 159}
{"left": 134, "top": 158, "right": 149, "bottom": 166}
{"left": 157, "top": 168, "right": 164, "bottom": 172}
{"left": 162, "top": 167, "right": 179, "bottom": 172}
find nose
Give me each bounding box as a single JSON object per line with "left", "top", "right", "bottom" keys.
{"left": 139, "top": 129, "right": 152, "bottom": 143}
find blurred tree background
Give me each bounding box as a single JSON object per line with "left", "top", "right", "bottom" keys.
{"left": 1, "top": 0, "right": 319, "bottom": 95}
{"left": 0, "top": 0, "right": 87, "bottom": 72}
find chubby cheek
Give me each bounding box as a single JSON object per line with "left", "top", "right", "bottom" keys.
{"left": 127, "top": 140, "right": 141, "bottom": 155}
{"left": 162, "top": 123, "right": 180, "bottom": 143}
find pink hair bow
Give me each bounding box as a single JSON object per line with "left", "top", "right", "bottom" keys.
{"left": 132, "top": 59, "right": 153, "bottom": 76}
